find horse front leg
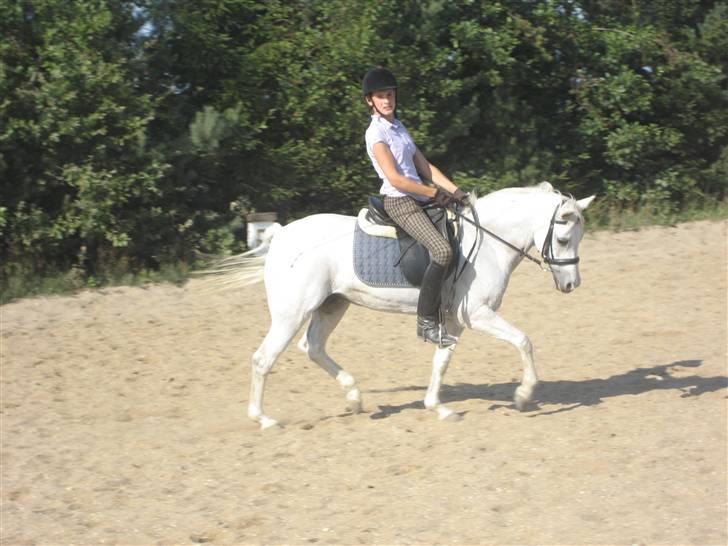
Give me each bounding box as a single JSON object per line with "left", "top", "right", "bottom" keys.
{"left": 424, "top": 345, "right": 462, "bottom": 421}
{"left": 469, "top": 305, "right": 538, "bottom": 410}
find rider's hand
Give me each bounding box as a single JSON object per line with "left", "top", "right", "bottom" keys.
{"left": 453, "top": 188, "right": 470, "bottom": 207}
{"left": 433, "top": 189, "right": 456, "bottom": 208}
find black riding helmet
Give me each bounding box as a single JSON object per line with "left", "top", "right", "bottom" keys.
{"left": 362, "top": 67, "right": 397, "bottom": 96}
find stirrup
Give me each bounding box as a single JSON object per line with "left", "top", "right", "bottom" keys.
{"left": 416, "top": 317, "right": 458, "bottom": 348}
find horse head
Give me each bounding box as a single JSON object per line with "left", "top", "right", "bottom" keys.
{"left": 534, "top": 191, "right": 595, "bottom": 293}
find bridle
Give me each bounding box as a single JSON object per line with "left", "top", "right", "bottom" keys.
{"left": 539, "top": 206, "right": 581, "bottom": 267}
{"left": 452, "top": 202, "right": 580, "bottom": 275}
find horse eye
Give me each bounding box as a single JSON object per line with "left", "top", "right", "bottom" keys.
{"left": 557, "top": 237, "right": 569, "bottom": 245}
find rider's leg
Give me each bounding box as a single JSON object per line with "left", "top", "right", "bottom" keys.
{"left": 416, "top": 261, "right": 457, "bottom": 347}
{"left": 382, "top": 195, "right": 456, "bottom": 347}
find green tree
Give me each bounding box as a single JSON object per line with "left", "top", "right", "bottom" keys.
{"left": 567, "top": 2, "right": 728, "bottom": 210}
{"left": 2, "top": 0, "right": 726, "bottom": 292}
{"left": 0, "top": 0, "right": 167, "bottom": 276}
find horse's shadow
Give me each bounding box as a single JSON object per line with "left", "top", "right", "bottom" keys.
{"left": 368, "top": 359, "right": 728, "bottom": 420}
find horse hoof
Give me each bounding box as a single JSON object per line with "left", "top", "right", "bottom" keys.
{"left": 436, "top": 406, "right": 461, "bottom": 422}
{"left": 259, "top": 416, "right": 281, "bottom": 430}
{"left": 347, "top": 400, "right": 364, "bottom": 414}
{"left": 443, "top": 411, "right": 463, "bottom": 423}
{"left": 514, "top": 396, "right": 537, "bottom": 412}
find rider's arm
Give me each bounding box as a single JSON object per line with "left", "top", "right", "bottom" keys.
{"left": 413, "top": 148, "right": 459, "bottom": 194}
{"left": 372, "top": 142, "right": 437, "bottom": 199}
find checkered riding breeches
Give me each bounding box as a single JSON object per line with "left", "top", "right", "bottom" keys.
{"left": 382, "top": 195, "right": 453, "bottom": 266}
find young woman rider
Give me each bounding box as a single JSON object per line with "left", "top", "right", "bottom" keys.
{"left": 362, "top": 67, "right": 469, "bottom": 348}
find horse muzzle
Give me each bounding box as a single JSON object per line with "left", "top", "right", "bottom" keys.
{"left": 553, "top": 269, "right": 581, "bottom": 293}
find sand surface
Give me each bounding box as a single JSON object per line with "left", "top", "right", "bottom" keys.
{"left": 1, "top": 220, "right": 727, "bottom": 546}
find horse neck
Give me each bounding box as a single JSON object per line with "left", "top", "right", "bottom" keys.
{"left": 467, "top": 189, "right": 559, "bottom": 270}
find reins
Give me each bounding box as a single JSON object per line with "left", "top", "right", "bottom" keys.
{"left": 451, "top": 203, "right": 578, "bottom": 274}
{"left": 455, "top": 209, "right": 543, "bottom": 268}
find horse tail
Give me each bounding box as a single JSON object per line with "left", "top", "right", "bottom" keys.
{"left": 244, "top": 222, "right": 282, "bottom": 259}
{"left": 194, "top": 223, "right": 282, "bottom": 289}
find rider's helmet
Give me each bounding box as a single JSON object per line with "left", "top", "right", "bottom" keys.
{"left": 362, "top": 67, "right": 397, "bottom": 96}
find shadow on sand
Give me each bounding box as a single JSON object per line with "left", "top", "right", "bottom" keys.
{"left": 368, "top": 359, "right": 728, "bottom": 420}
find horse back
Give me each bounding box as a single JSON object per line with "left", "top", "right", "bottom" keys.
{"left": 265, "top": 213, "right": 356, "bottom": 271}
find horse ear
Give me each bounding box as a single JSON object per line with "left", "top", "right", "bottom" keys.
{"left": 576, "top": 195, "right": 595, "bottom": 211}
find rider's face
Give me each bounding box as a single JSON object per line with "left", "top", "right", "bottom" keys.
{"left": 367, "top": 89, "right": 396, "bottom": 118}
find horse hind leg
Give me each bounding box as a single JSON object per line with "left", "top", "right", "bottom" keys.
{"left": 249, "top": 318, "right": 303, "bottom": 429}
{"left": 297, "top": 295, "right": 362, "bottom": 414}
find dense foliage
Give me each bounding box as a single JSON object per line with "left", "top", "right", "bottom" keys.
{"left": 1, "top": 0, "right": 726, "bottom": 284}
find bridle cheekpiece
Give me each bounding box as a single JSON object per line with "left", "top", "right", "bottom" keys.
{"left": 540, "top": 205, "right": 580, "bottom": 268}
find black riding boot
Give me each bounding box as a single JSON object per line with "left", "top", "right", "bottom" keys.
{"left": 416, "top": 262, "right": 457, "bottom": 347}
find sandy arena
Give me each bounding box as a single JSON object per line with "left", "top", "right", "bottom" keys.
{"left": 1, "top": 220, "right": 726, "bottom": 545}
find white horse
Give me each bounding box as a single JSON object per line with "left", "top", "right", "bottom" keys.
{"left": 217, "top": 182, "right": 594, "bottom": 429}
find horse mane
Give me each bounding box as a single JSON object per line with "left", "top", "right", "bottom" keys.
{"left": 471, "top": 181, "right": 583, "bottom": 221}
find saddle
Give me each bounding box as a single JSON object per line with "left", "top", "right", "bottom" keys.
{"left": 355, "top": 196, "right": 458, "bottom": 287}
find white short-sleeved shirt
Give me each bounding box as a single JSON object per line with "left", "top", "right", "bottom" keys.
{"left": 365, "top": 114, "right": 425, "bottom": 199}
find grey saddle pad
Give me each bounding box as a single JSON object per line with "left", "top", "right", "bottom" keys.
{"left": 353, "top": 223, "right": 414, "bottom": 288}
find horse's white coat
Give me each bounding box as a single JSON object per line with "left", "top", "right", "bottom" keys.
{"left": 235, "top": 184, "right": 594, "bottom": 428}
